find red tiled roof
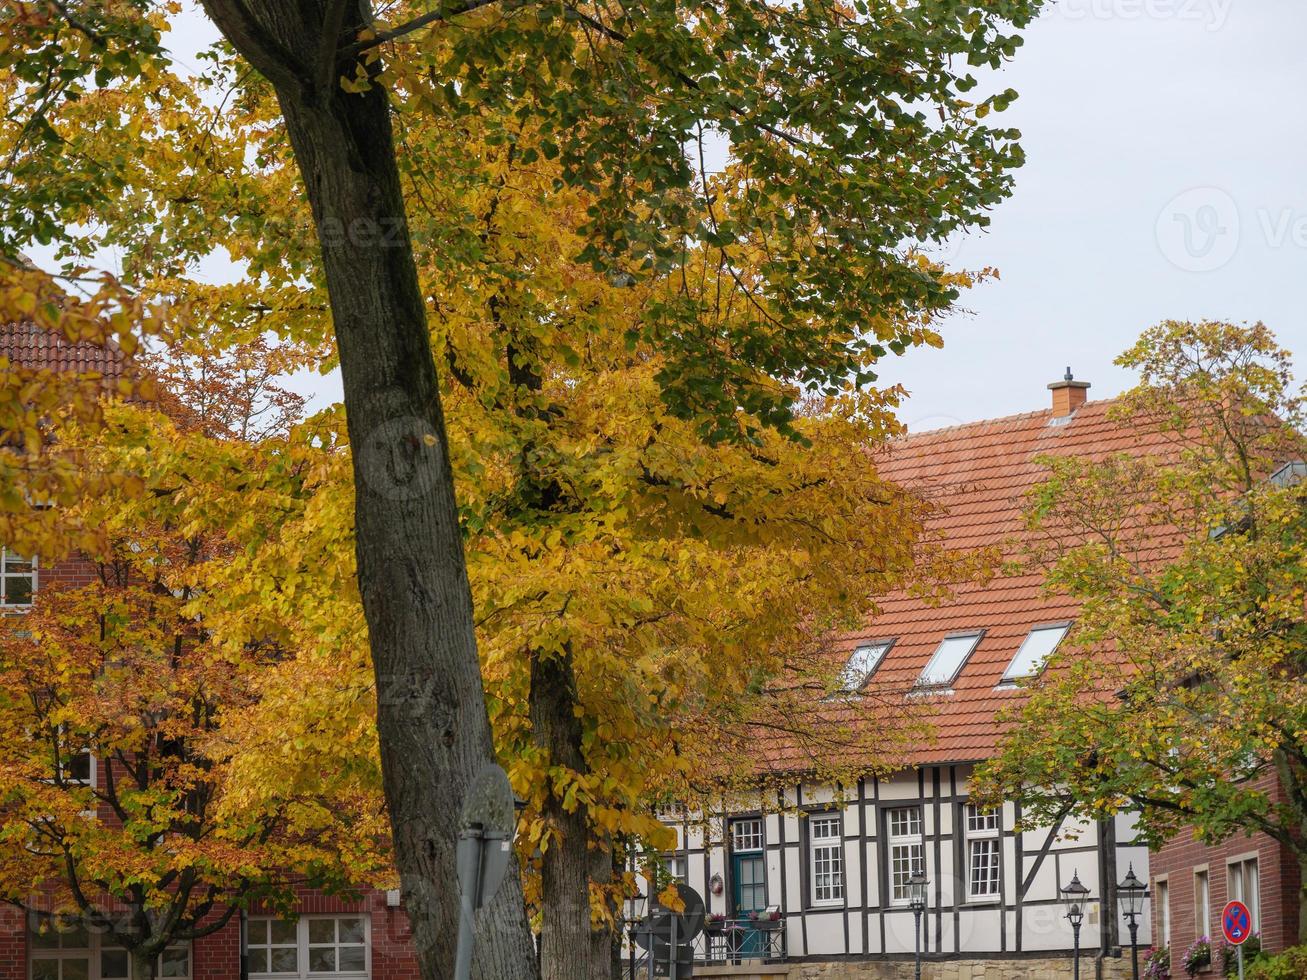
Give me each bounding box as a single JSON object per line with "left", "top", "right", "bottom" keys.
{"left": 0, "top": 320, "right": 124, "bottom": 377}
{"left": 824, "top": 396, "right": 1183, "bottom": 767}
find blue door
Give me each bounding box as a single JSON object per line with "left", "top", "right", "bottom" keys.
{"left": 730, "top": 818, "right": 767, "bottom": 957}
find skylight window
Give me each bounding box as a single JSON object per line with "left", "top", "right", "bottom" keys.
{"left": 1001, "top": 624, "right": 1070, "bottom": 683}
{"left": 916, "top": 632, "right": 983, "bottom": 689}
{"left": 840, "top": 641, "right": 893, "bottom": 692}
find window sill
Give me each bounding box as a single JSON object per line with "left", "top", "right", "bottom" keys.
{"left": 963, "top": 897, "right": 1002, "bottom": 907}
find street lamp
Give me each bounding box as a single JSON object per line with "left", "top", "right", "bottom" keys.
{"left": 1118, "top": 864, "right": 1148, "bottom": 980}
{"left": 907, "top": 869, "right": 928, "bottom": 980}
{"left": 1061, "top": 870, "right": 1092, "bottom": 980}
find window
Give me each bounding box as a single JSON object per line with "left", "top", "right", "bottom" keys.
{"left": 840, "top": 641, "right": 892, "bottom": 692}
{"left": 28, "top": 925, "right": 190, "bottom": 980}
{"left": 664, "top": 854, "right": 688, "bottom": 884}
{"left": 808, "top": 814, "right": 844, "bottom": 905}
{"left": 886, "top": 806, "right": 925, "bottom": 904}
{"left": 1, "top": 549, "right": 36, "bottom": 607}
{"left": 916, "top": 632, "right": 983, "bottom": 689}
{"left": 1194, "top": 870, "right": 1210, "bottom": 939}
{"left": 101, "top": 945, "right": 191, "bottom": 979}
{"left": 247, "top": 917, "right": 368, "bottom": 978}
{"left": 1228, "top": 858, "right": 1259, "bottom": 930}
{"left": 1156, "top": 879, "right": 1170, "bottom": 946}
{"left": 731, "top": 818, "right": 763, "bottom": 852}
{"left": 965, "top": 804, "right": 1000, "bottom": 899}
{"left": 1001, "top": 624, "right": 1070, "bottom": 683}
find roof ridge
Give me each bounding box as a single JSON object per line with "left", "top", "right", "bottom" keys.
{"left": 893, "top": 394, "right": 1123, "bottom": 443}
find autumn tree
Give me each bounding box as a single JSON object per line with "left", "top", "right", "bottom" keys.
{"left": 0, "top": 342, "right": 390, "bottom": 980}
{"left": 975, "top": 321, "right": 1307, "bottom": 941}
{"left": 3, "top": 1, "right": 1048, "bottom": 976}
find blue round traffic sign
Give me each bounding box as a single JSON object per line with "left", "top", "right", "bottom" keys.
{"left": 1221, "top": 900, "right": 1252, "bottom": 945}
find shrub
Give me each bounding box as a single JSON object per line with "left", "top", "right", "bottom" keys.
{"left": 1246, "top": 944, "right": 1307, "bottom": 980}
{"left": 1219, "top": 934, "right": 1263, "bottom": 976}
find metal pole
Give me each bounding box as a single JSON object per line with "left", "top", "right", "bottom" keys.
{"left": 1072, "top": 921, "right": 1081, "bottom": 980}
{"left": 1128, "top": 917, "right": 1139, "bottom": 980}
{"left": 453, "top": 829, "right": 484, "bottom": 980}
{"left": 1237, "top": 944, "right": 1244, "bottom": 980}
{"left": 668, "top": 912, "right": 678, "bottom": 980}
{"left": 913, "top": 907, "right": 922, "bottom": 980}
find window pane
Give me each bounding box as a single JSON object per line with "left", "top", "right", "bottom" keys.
{"left": 841, "top": 642, "right": 890, "bottom": 691}
{"left": 160, "top": 948, "right": 189, "bottom": 977}
{"left": 270, "top": 948, "right": 299, "bottom": 972}
{"left": 309, "top": 947, "right": 337, "bottom": 972}
{"left": 101, "top": 949, "right": 130, "bottom": 979}
{"left": 5, "top": 574, "right": 33, "bottom": 605}
{"left": 269, "top": 919, "right": 297, "bottom": 945}
{"left": 31, "top": 930, "right": 62, "bottom": 949}
{"left": 338, "top": 918, "right": 365, "bottom": 945}
{"left": 63, "top": 961, "right": 90, "bottom": 980}
{"left": 731, "top": 819, "right": 763, "bottom": 851}
{"left": 308, "top": 919, "right": 336, "bottom": 945}
{"left": 31, "top": 961, "right": 60, "bottom": 980}
{"left": 918, "top": 634, "right": 982, "bottom": 687}
{"left": 1002, "top": 625, "right": 1069, "bottom": 681}
{"left": 339, "top": 946, "right": 366, "bottom": 971}
{"left": 247, "top": 949, "right": 269, "bottom": 974}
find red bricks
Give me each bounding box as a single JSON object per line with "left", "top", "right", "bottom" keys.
{"left": 1150, "top": 774, "right": 1302, "bottom": 959}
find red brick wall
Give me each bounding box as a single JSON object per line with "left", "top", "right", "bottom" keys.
{"left": 1150, "top": 774, "right": 1302, "bottom": 960}
{"left": 0, "top": 906, "right": 26, "bottom": 980}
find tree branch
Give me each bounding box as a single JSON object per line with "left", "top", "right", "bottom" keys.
{"left": 341, "top": 0, "right": 516, "bottom": 57}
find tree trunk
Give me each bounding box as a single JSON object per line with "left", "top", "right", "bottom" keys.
{"left": 531, "top": 646, "right": 603, "bottom": 980}
{"left": 196, "top": 4, "right": 539, "bottom": 978}
{"left": 129, "top": 949, "right": 156, "bottom": 980}
{"left": 1298, "top": 849, "right": 1307, "bottom": 944}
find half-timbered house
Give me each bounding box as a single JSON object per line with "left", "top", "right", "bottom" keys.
{"left": 638, "top": 376, "right": 1162, "bottom": 979}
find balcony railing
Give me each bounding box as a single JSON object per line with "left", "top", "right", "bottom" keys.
{"left": 697, "top": 917, "right": 787, "bottom": 963}
{"left": 623, "top": 915, "right": 787, "bottom": 978}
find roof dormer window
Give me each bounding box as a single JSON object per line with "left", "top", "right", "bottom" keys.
{"left": 916, "top": 631, "right": 983, "bottom": 690}
{"left": 840, "top": 640, "right": 893, "bottom": 692}
{"left": 1000, "top": 623, "right": 1071, "bottom": 685}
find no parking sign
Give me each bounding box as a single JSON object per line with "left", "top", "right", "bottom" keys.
{"left": 1221, "top": 900, "right": 1252, "bottom": 980}
{"left": 1222, "top": 900, "right": 1252, "bottom": 945}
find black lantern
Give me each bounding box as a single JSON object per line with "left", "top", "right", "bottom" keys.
{"left": 1118, "top": 863, "right": 1148, "bottom": 980}
{"left": 1061, "top": 870, "right": 1091, "bottom": 980}
{"left": 907, "top": 870, "right": 928, "bottom": 911}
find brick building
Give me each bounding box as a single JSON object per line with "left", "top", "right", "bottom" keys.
{"left": 1148, "top": 772, "right": 1303, "bottom": 965}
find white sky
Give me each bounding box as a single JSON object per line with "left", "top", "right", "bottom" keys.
{"left": 156, "top": 2, "right": 1307, "bottom": 428}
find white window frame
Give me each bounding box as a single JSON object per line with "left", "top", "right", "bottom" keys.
{"left": 730, "top": 818, "right": 763, "bottom": 853}
{"left": 28, "top": 927, "right": 191, "bottom": 980}
{"left": 247, "top": 914, "right": 371, "bottom": 979}
{"left": 840, "top": 641, "right": 893, "bottom": 692}
{"left": 663, "top": 853, "right": 688, "bottom": 884}
{"left": 1155, "top": 877, "right": 1170, "bottom": 947}
{"left": 1000, "top": 623, "right": 1071, "bottom": 684}
{"left": 1227, "top": 856, "right": 1259, "bottom": 930}
{"left": 886, "top": 806, "right": 925, "bottom": 906}
{"left": 1194, "top": 868, "right": 1210, "bottom": 940}
{"left": 964, "top": 804, "right": 1001, "bottom": 900}
{"left": 808, "top": 813, "right": 844, "bottom": 906}
{"left": 916, "top": 632, "right": 983, "bottom": 690}
{"left": 1, "top": 549, "right": 37, "bottom": 609}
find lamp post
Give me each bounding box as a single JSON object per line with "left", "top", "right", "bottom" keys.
{"left": 1061, "top": 870, "right": 1092, "bottom": 980}
{"left": 1118, "top": 863, "right": 1148, "bottom": 980}
{"left": 907, "top": 869, "right": 928, "bottom": 980}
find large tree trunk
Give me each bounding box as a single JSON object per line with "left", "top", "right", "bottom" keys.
{"left": 129, "top": 950, "right": 156, "bottom": 980}
{"left": 531, "top": 647, "right": 609, "bottom": 980}
{"left": 197, "top": 4, "right": 539, "bottom": 978}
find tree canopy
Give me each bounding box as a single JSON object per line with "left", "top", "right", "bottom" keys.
{"left": 976, "top": 320, "right": 1307, "bottom": 942}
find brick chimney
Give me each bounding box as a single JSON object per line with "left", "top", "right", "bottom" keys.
{"left": 1048, "top": 367, "right": 1090, "bottom": 417}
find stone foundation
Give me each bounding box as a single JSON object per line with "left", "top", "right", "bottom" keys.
{"left": 694, "top": 956, "right": 1135, "bottom": 980}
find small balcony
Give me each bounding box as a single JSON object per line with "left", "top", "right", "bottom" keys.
{"left": 623, "top": 914, "right": 787, "bottom": 978}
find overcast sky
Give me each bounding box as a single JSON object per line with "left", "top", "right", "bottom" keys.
{"left": 161, "top": 1, "right": 1307, "bottom": 430}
